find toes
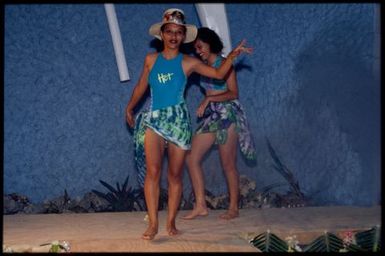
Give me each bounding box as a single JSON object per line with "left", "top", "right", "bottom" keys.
{"left": 141, "top": 234, "right": 155, "bottom": 240}
{"left": 181, "top": 215, "right": 194, "bottom": 220}
{"left": 181, "top": 210, "right": 208, "bottom": 220}
{"left": 219, "top": 211, "right": 239, "bottom": 220}
{"left": 168, "top": 228, "right": 179, "bottom": 236}
{"left": 141, "top": 228, "right": 158, "bottom": 240}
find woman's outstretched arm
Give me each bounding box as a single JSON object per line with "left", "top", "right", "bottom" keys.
{"left": 188, "top": 39, "right": 252, "bottom": 80}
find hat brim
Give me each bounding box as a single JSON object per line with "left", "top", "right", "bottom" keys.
{"left": 149, "top": 22, "right": 197, "bottom": 43}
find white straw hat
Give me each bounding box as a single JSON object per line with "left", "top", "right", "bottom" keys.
{"left": 149, "top": 8, "right": 197, "bottom": 43}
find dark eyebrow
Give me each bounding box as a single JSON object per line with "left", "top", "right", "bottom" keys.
{"left": 165, "top": 28, "right": 184, "bottom": 32}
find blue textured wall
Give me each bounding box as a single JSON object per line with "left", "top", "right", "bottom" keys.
{"left": 4, "top": 4, "right": 380, "bottom": 206}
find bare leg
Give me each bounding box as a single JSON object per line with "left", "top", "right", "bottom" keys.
{"left": 166, "top": 142, "right": 187, "bottom": 236}
{"left": 142, "top": 128, "right": 165, "bottom": 240}
{"left": 218, "top": 124, "right": 240, "bottom": 220}
{"left": 181, "top": 132, "right": 216, "bottom": 220}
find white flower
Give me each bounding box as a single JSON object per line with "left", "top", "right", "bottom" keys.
{"left": 285, "top": 235, "right": 302, "bottom": 252}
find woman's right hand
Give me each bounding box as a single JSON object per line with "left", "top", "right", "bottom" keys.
{"left": 196, "top": 97, "right": 210, "bottom": 118}
{"left": 126, "top": 108, "right": 135, "bottom": 128}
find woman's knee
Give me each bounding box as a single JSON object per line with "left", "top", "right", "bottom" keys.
{"left": 221, "top": 161, "right": 238, "bottom": 174}
{"left": 186, "top": 151, "right": 205, "bottom": 169}
{"left": 146, "top": 165, "right": 162, "bottom": 181}
{"left": 186, "top": 154, "right": 197, "bottom": 169}
{"left": 167, "top": 169, "right": 183, "bottom": 183}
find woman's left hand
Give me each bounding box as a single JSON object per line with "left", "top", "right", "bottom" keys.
{"left": 196, "top": 97, "right": 210, "bottom": 117}
{"left": 229, "top": 39, "right": 253, "bottom": 59}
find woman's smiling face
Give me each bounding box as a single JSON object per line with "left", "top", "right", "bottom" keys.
{"left": 194, "top": 39, "right": 211, "bottom": 62}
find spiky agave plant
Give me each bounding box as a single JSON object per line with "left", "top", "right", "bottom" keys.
{"left": 92, "top": 175, "right": 144, "bottom": 212}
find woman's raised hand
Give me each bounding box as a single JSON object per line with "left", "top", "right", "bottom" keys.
{"left": 228, "top": 39, "right": 253, "bottom": 59}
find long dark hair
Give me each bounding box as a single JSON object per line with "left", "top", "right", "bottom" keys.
{"left": 195, "top": 27, "right": 223, "bottom": 54}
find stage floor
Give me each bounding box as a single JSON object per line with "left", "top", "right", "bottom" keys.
{"left": 3, "top": 205, "right": 381, "bottom": 252}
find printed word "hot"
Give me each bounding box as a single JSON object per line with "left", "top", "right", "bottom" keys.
{"left": 158, "top": 73, "right": 174, "bottom": 84}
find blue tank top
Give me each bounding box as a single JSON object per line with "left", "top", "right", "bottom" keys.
{"left": 201, "top": 55, "right": 228, "bottom": 91}
{"left": 148, "top": 53, "right": 186, "bottom": 110}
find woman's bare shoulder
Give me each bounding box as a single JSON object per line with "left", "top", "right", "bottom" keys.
{"left": 145, "top": 52, "right": 158, "bottom": 61}
{"left": 143, "top": 52, "right": 159, "bottom": 68}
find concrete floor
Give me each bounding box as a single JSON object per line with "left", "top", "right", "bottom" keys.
{"left": 3, "top": 205, "right": 381, "bottom": 252}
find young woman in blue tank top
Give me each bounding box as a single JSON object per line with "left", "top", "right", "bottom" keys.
{"left": 182, "top": 27, "right": 257, "bottom": 221}
{"left": 125, "top": 8, "right": 252, "bottom": 240}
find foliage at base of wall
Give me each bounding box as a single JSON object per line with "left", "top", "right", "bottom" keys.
{"left": 3, "top": 173, "right": 306, "bottom": 215}
{"left": 4, "top": 139, "right": 310, "bottom": 214}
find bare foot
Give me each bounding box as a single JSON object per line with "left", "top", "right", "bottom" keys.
{"left": 219, "top": 209, "right": 239, "bottom": 220}
{"left": 180, "top": 208, "right": 209, "bottom": 220}
{"left": 141, "top": 226, "right": 158, "bottom": 240}
{"left": 167, "top": 226, "right": 179, "bottom": 236}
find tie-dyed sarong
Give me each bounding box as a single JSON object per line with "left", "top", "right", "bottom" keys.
{"left": 195, "top": 99, "right": 257, "bottom": 162}
{"left": 134, "top": 102, "right": 192, "bottom": 187}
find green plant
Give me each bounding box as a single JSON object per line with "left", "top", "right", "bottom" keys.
{"left": 250, "top": 227, "right": 381, "bottom": 252}
{"left": 302, "top": 231, "right": 344, "bottom": 252}
{"left": 263, "top": 138, "right": 306, "bottom": 202}
{"left": 92, "top": 175, "right": 144, "bottom": 212}
{"left": 354, "top": 225, "right": 381, "bottom": 252}
{"left": 250, "top": 230, "right": 290, "bottom": 252}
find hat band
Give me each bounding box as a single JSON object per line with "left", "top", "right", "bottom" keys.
{"left": 163, "top": 10, "right": 185, "bottom": 25}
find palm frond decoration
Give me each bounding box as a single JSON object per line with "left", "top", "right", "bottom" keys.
{"left": 260, "top": 182, "right": 287, "bottom": 196}
{"left": 265, "top": 138, "right": 305, "bottom": 200}
{"left": 92, "top": 175, "right": 144, "bottom": 212}
{"left": 343, "top": 242, "right": 366, "bottom": 252}
{"left": 302, "top": 231, "right": 343, "bottom": 252}
{"left": 354, "top": 225, "right": 381, "bottom": 252}
{"left": 250, "top": 230, "right": 290, "bottom": 252}
{"left": 249, "top": 227, "right": 381, "bottom": 252}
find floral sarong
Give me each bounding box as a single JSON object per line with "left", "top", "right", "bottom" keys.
{"left": 134, "top": 102, "right": 192, "bottom": 187}
{"left": 195, "top": 99, "right": 256, "bottom": 162}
